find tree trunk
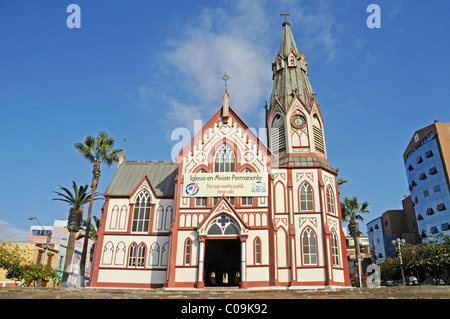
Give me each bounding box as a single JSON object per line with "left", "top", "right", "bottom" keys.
{"left": 78, "top": 158, "right": 101, "bottom": 287}
{"left": 61, "top": 231, "right": 77, "bottom": 285}
{"left": 61, "top": 206, "right": 83, "bottom": 286}
{"left": 348, "top": 218, "right": 362, "bottom": 286}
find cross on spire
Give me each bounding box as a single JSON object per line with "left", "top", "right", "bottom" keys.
{"left": 221, "top": 73, "right": 230, "bottom": 93}
{"left": 280, "top": 10, "right": 290, "bottom": 22}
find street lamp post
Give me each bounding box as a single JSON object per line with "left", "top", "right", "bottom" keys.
{"left": 391, "top": 237, "right": 406, "bottom": 285}
{"left": 28, "top": 217, "right": 51, "bottom": 266}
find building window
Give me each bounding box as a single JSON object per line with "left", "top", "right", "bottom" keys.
{"left": 327, "top": 186, "right": 335, "bottom": 215}
{"left": 302, "top": 227, "right": 317, "bottom": 265}
{"left": 254, "top": 238, "right": 261, "bottom": 265}
{"left": 425, "top": 150, "right": 433, "bottom": 158}
{"left": 185, "top": 239, "right": 191, "bottom": 265}
{"left": 312, "top": 114, "right": 324, "bottom": 152}
{"left": 433, "top": 185, "right": 441, "bottom": 193}
{"left": 426, "top": 208, "right": 435, "bottom": 216}
{"left": 132, "top": 190, "right": 151, "bottom": 232}
{"left": 195, "top": 169, "right": 207, "bottom": 207}
{"left": 408, "top": 164, "right": 414, "bottom": 171}
{"left": 137, "top": 244, "right": 146, "bottom": 267}
{"left": 300, "top": 183, "right": 314, "bottom": 211}
{"left": 214, "top": 197, "right": 235, "bottom": 206}
{"left": 215, "top": 144, "right": 236, "bottom": 172}
{"left": 424, "top": 190, "right": 429, "bottom": 198}
{"left": 437, "top": 203, "right": 446, "bottom": 211}
{"left": 128, "top": 243, "right": 145, "bottom": 268}
{"left": 416, "top": 156, "right": 423, "bottom": 164}
{"left": 128, "top": 244, "right": 137, "bottom": 267}
{"left": 195, "top": 197, "right": 207, "bottom": 207}
{"left": 419, "top": 173, "right": 427, "bottom": 180}
{"left": 429, "top": 167, "right": 437, "bottom": 175}
{"left": 331, "top": 231, "right": 339, "bottom": 266}
{"left": 207, "top": 215, "right": 239, "bottom": 236}
{"left": 271, "top": 114, "right": 286, "bottom": 154}
{"left": 242, "top": 168, "right": 253, "bottom": 206}
{"left": 31, "top": 229, "right": 52, "bottom": 237}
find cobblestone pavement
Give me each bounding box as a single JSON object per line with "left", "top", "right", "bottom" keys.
{"left": 0, "top": 285, "right": 449, "bottom": 299}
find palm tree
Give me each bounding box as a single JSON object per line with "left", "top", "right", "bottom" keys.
{"left": 340, "top": 196, "right": 369, "bottom": 286}
{"left": 335, "top": 168, "right": 348, "bottom": 189}
{"left": 52, "top": 181, "right": 93, "bottom": 285}
{"left": 74, "top": 131, "right": 122, "bottom": 287}
{"left": 78, "top": 216, "right": 101, "bottom": 241}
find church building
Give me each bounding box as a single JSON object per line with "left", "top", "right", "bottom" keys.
{"left": 89, "top": 17, "right": 351, "bottom": 289}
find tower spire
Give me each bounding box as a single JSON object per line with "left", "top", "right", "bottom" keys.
{"left": 268, "top": 16, "right": 315, "bottom": 115}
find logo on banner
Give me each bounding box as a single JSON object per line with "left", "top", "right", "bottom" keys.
{"left": 185, "top": 183, "right": 200, "bottom": 196}
{"left": 251, "top": 181, "right": 267, "bottom": 194}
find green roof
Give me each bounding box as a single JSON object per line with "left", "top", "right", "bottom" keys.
{"left": 105, "top": 161, "right": 178, "bottom": 198}
{"left": 277, "top": 156, "right": 336, "bottom": 172}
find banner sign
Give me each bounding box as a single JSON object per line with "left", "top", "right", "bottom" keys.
{"left": 183, "top": 172, "right": 268, "bottom": 197}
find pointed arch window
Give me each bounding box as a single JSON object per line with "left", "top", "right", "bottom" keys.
{"left": 300, "top": 183, "right": 314, "bottom": 211}
{"left": 137, "top": 244, "right": 146, "bottom": 267}
{"left": 271, "top": 114, "right": 286, "bottom": 155}
{"left": 331, "top": 231, "right": 340, "bottom": 266}
{"left": 215, "top": 144, "right": 236, "bottom": 172}
{"left": 254, "top": 238, "right": 261, "bottom": 265}
{"left": 327, "top": 186, "right": 335, "bottom": 215}
{"left": 184, "top": 239, "right": 192, "bottom": 265}
{"left": 128, "top": 243, "right": 146, "bottom": 268}
{"left": 128, "top": 243, "right": 137, "bottom": 267}
{"left": 302, "top": 228, "right": 317, "bottom": 265}
{"left": 207, "top": 215, "right": 239, "bottom": 236}
{"left": 132, "top": 189, "right": 151, "bottom": 232}
{"left": 312, "top": 114, "right": 324, "bottom": 152}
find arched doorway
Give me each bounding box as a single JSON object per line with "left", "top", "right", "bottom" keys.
{"left": 203, "top": 214, "right": 241, "bottom": 287}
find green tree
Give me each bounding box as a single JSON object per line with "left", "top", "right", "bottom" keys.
{"left": 340, "top": 196, "right": 369, "bottom": 286}
{"left": 52, "top": 181, "right": 96, "bottom": 285}
{"left": 0, "top": 243, "right": 56, "bottom": 287}
{"left": 74, "top": 131, "right": 122, "bottom": 286}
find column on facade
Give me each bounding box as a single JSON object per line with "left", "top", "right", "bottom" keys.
{"left": 196, "top": 235, "right": 206, "bottom": 288}
{"left": 239, "top": 234, "right": 248, "bottom": 288}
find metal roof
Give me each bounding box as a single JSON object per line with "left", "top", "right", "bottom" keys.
{"left": 277, "top": 156, "right": 336, "bottom": 172}
{"left": 105, "top": 161, "right": 178, "bottom": 198}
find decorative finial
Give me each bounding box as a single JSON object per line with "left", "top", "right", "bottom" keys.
{"left": 280, "top": 10, "right": 290, "bottom": 23}
{"left": 221, "top": 73, "right": 230, "bottom": 93}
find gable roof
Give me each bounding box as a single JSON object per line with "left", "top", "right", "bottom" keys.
{"left": 105, "top": 161, "right": 178, "bottom": 198}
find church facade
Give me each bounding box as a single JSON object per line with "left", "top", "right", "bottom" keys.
{"left": 89, "top": 19, "right": 351, "bottom": 289}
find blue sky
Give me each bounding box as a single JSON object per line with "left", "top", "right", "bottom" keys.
{"left": 0, "top": 0, "right": 449, "bottom": 238}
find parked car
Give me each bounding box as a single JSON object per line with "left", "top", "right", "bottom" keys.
{"left": 406, "top": 276, "right": 418, "bottom": 286}
{"left": 383, "top": 280, "right": 399, "bottom": 286}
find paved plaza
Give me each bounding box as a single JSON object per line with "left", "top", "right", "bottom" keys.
{"left": 0, "top": 285, "right": 449, "bottom": 299}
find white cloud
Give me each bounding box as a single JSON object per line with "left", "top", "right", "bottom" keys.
{"left": 0, "top": 220, "right": 28, "bottom": 241}
{"left": 160, "top": 0, "right": 275, "bottom": 129}
{"left": 138, "top": 0, "right": 342, "bottom": 130}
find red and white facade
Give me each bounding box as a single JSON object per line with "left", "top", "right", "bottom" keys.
{"left": 89, "top": 20, "right": 351, "bottom": 289}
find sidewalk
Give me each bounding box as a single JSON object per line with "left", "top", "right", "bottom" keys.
{"left": 0, "top": 285, "right": 449, "bottom": 299}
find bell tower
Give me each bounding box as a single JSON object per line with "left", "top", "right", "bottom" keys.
{"left": 267, "top": 14, "right": 327, "bottom": 164}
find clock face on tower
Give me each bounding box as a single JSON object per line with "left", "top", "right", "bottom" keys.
{"left": 290, "top": 115, "right": 306, "bottom": 129}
